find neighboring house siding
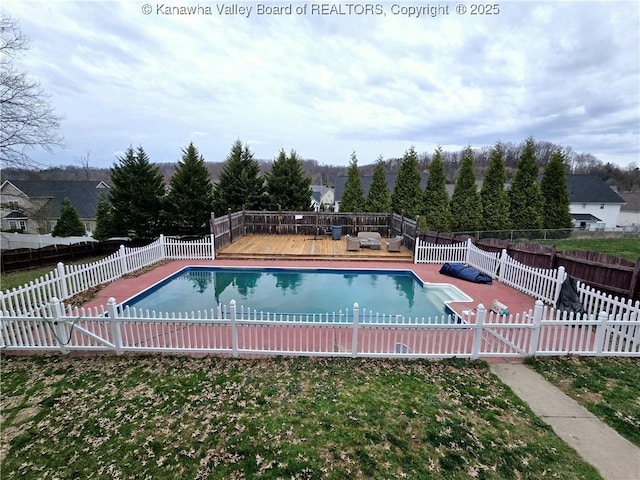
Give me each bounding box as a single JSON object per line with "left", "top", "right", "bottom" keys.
{"left": 569, "top": 203, "right": 621, "bottom": 230}
{"left": 1, "top": 180, "right": 109, "bottom": 235}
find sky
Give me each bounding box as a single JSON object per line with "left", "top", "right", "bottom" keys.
{"left": 2, "top": 0, "right": 639, "bottom": 169}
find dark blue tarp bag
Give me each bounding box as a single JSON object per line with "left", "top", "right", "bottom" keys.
{"left": 439, "top": 263, "right": 493, "bottom": 284}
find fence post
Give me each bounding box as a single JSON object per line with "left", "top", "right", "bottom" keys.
{"left": 413, "top": 237, "right": 419, "bottom": 264}
{"left": 118, "top": 245, "right": 128, "bottom": 276}
{"left": 472, "top": 304, "right": 486, "bottom": 358}
{"left": 498, "top": 249, "right": 508, "bottom": 282}
{"left": 594, "top": 310, "right": 609, "bottom": 355}
{"left": 50, "top": 297, "right": 69, "bottom": 354}
{"left": 465, "top": 238, "right": 472, "bottom": 264}
{"left": 553, "top": 266, "right": 566, "bottom": 307}
{"left": 351, "top": 303, "right": 359, "bottom": 357}
{"left": 56, "top": 262, "right": 69, "bottom": 300}
{"left": 230, "top": 300, "right": 238, "bottom": 358}
{"left": 107, "top": 297, "right": 123, "bottom": 355}
{"left": 528, "top": 300, "right": 544, "bottom": 356}
{"left": 210, "top": 233, "right": 216, "bottom": 260}
{"left": 159, "top": 234, "right": 167, "bottom": 260}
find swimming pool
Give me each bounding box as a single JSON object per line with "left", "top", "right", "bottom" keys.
{"left": 123, "top": 267, "right": 472, "bottom": 321}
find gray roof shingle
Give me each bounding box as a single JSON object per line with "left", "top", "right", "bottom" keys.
{"left": 566, "top": 175, "right": 625, "bottom": 204}
{"left": 6, "top": 180, "right": 110, "bottom": 218}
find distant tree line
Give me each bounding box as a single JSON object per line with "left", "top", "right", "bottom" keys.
{"left": 3, "top": 139, "right": 639, "bottom": 193}
{"left": 339, "top": 137, "right": 574, "bottom": 234}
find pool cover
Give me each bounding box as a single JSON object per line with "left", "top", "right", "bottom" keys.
{"left": 439, "top": 263, "right": 493, "bottom": 285}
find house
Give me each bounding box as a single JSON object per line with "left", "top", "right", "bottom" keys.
{"left": 310, "top": 185, "right": 334, "bottom": 212}
{"left": 0, "top": 180, "right": 110, "bottom": 235}
{"left": 617, "top": 192, "right": 640, "bottom": 227}
{"left": 566, "top": 175, "right": 625, "bottom": 230}
{"left": 333, "top": 173, "right": 431, "bottom": 212}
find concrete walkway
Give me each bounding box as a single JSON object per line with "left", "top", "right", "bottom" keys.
{"left": 491, "top": 363, "right": 640, "bottom": 480}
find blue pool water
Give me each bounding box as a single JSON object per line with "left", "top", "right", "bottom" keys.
{"left": 124, "top": 267, "right": 470, "bottom": 319}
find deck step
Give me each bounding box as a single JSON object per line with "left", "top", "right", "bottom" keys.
{"left": 216, "top": 253, "right": 412, "bottom": 262}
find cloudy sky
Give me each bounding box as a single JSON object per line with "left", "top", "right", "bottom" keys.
{"left": 3, "top": 0, "right": 639, "bottom": 169}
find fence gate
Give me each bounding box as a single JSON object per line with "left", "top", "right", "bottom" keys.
{"left": 480, "top": 309, "right": 535, "bottom": 357}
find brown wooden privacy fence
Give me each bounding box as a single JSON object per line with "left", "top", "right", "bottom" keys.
{"left": 419, "top": 232, "right": 640, "bottom": 301}
{"left": 212, "top": 210, "right": 419, "bottom": 252}
{"left": 0, "top": 239, "right": 143, "bottom": 273}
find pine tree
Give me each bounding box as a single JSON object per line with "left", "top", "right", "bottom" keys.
{"left": 265, "top": 149, "right": 313, "bottom": 211}
{"left": 509, "top": 137, "right": 543, "bottom": 230}
{"left": 164, "top": 142, "right": 215, "bottom": 235}
{"left": 109, "top": 145, "right": 166, "bottom": 239}
{"left": 93, "top": 193, "right": 114, "bottom": 240}
{"left": 422, "top": 147, "right": 451, "bottom": 231}
{"left": 213, "top": 140, "right": 265, "bottom": 216}
{"left": 339, "top": 152, "right": 366, "bottom": 212}
{"left": 450, "top": 146, "right": 482, "bottom": 232}
{"left": 480, "top": 142, "right": 510, "bottom": 231}
{"left": 391, "top": 146, "right": 422, "bottom": 219}
{"left": 52, "top": 198, "right": 85, "bottom": 237}
{"left": 541, "top": 150, "right": 573, "bottom": 230}
{"left": 366, "top": 156, "right": 391, "bottom": 213}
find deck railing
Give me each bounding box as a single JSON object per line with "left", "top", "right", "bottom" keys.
{"left": 2, "top": 298, "right": 638, "bottom": 358}
{"left": 1, "top": 235, "right": 214, "bottom": 316}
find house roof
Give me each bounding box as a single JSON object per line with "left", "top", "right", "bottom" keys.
{"left": 619, "top": 192, "right": 640, "bottom": 212}
{"left": 571, "top": 213, "right": 602, "bottom": 222}
{"left": 3, "top": 211, "right": 28, "bottom": 219}
{"left": 310, "top": 185, "right": 331, "bottom": 204}
{"left": 334, "top": 173, "right": 430, "bottom": 202}
{"left": 566, "top": 175, "right": 625, "bottom": 204}
{"left": 2, "top": 180, "right": 110, "bottom": 218}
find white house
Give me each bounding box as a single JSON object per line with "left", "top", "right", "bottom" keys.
{"left": 566, "top": 175, "right": 625, "bottom": 230}
{"left": 310, "top": 185, "right": 334, "bottom": 212}
{"left": 617, "top": 192, "right": 640, "bottom": 227}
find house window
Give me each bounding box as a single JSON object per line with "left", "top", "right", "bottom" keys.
{"left": 8, "top": 220, "right": 26, "bottom": 231}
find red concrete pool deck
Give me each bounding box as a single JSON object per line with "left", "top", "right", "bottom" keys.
{"left": 82, "top": 259, "right": 538, "bottom": 323}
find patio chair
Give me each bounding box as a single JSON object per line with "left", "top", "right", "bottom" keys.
{"left": 386, "top": 235, "right": 403, "bottom": 252}
{"left": 345, "top": 234, "right": 360, "bottom": 251}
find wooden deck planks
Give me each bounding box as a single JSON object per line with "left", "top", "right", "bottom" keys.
{"left": 216, "top": 235, "right": 413, "bottom": 261}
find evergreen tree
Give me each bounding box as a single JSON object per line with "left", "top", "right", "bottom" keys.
{"left": 109, "top": 145, "right": 166, "bottom": 239}
{"left": 52, "top": 198, "right": 85, "bottom": 237}
{"left": 450, "top": 146, "right": 482, "bottom": 232}
{"left": 339, "top": 152, "right": 366, "bottom": 212}
{"left": 422, "top": 147, "right": 451, "bottom": 231}
{"left": 391, "top": 146, "right": 422, "bottom": 219}
{"left": 265, "top": 149, "right": 313, "bottom": 211}
{"left": 480, "top": 142, "right": 510, "bottom": 231}
{"left": 93, "top": 193, "right": 114, "bottom": 240}
{"left": 366, "top": 156, "right": 391, "bottom": 212}
{"left": 541, "top": 150, "right": 573, "bottom": 230}
{"left": 164, "top": 142, "right": 215, "bottom": 236}
{"left": 213, "top": 140, "right": 265, "bottom": 216}
{"left": 509, "top": 137, "right": 543, "bottom": 230}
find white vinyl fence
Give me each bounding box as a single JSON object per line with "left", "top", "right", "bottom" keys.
{"left": 1, "top": 234, "right": 214, "bottom": 316}
{"left": 2, "top": 298, "right": 638, "bottom": 358}
{"left": 414, "top": 238, "right": 566, "bottom": 306}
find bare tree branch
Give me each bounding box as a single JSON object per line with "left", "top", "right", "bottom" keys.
{"left": 0, "top": 15, "right": 64, "bottom": 169}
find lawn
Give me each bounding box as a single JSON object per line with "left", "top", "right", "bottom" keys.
{"left": 1, "top": 355, "right": 601, "bottom": 480}
{"left": 536, "top": 238, "right": 640, "bottom": 263}
{"left": 0, "top": 255, "right": 108, "bottom": 292}
{"left": 526, "top": 356, "right": 640, "bottom": 448}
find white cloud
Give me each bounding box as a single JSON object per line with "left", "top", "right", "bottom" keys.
{"left": 2, "top": 0, "right": 638, "bottom": 168}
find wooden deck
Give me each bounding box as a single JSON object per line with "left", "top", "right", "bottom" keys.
{"left": 216, "top": 235, "right": 413, "bottom": 262}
